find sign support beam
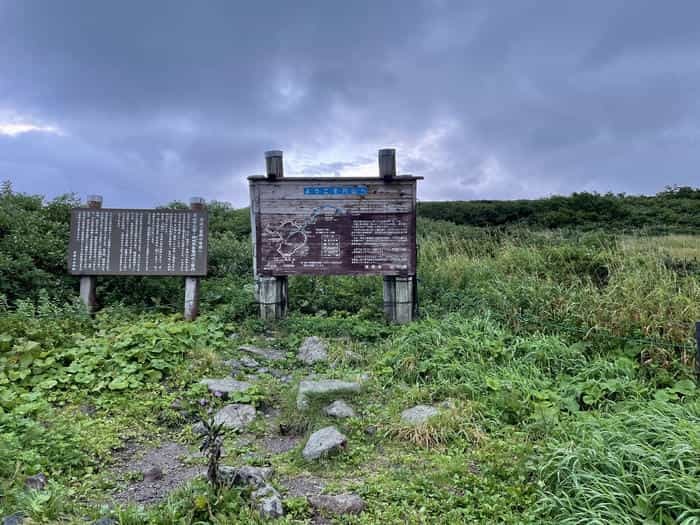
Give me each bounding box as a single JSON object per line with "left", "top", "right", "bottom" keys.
{"left": 79, "top": 195, "right": 102, "bottom": 313}
{"left": 184, "top": 197, "right": 205, "bottom": 321}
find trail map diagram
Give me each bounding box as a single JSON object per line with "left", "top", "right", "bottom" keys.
{"left": 264, "top": 205, "right": 345, "bottom": 260}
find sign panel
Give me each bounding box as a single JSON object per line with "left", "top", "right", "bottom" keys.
{"left": 249, "top": 177, "right": 419, "bottom": 276}
{"left": 68, "top": 208, "right": 208, "bottom": 275}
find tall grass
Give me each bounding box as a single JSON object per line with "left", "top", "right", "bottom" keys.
{"left": 534, "top": 400, "right": 700, "bottom": 524}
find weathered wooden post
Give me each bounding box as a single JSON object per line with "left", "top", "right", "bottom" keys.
{"left": 184, "top": 197, "right": 205, "bottom": 321}
{"left": 79, "top": 194, "right": 102, "bottom": 313}
{"left": 379, "top": 149, "right": 417, "bottom": 323}
{"left": 256, "top": 150, "right": 288, "bottom": 320}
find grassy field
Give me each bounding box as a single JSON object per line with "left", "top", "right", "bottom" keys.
{"left": 1, "top": 217, "right": 699, "bottom": 524}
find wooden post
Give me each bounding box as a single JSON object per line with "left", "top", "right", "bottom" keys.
{"left": 184, "top": 197, "right": 204, "bottom": 321}
{"left": 257, "top": 276, "right": 287, "bottom": 321}
{"left": 379, "top": 148, "right": 396, "bottom": 181}
{"left": 80, "top": 195, "right": 102, "bottom": 313}
{"left": 378, "top": 148, "right": 415, "bottom": 323}
{"left": 265, "top": 150, "right": 284, "bottom": 180}
{"left": 257, "top": 150, "right": 287, "bottom": 320}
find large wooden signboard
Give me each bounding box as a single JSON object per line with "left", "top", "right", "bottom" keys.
{"left": 68, "top": 208, "right": 208, "bottom": 276}
{"left": 249, "top": 177, "right": 420, "bottom": 276}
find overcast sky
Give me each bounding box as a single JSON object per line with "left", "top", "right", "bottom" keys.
{"left": 1, "top": 1, "right": 699, "bottom": 208}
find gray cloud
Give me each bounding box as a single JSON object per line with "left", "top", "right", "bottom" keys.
{"left": 1, "top": 0, "right": 699, "bottom": 207}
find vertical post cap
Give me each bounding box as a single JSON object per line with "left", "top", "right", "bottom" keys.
{"left": 378, "top": 148, "right": 397, "bottom": 180}
{"left": 265, "top": 150, "right": 284, "bottom": 179}
{"left": 86, "top": 195, "right": 103, "bottom": 208}
{"left": 189, "top": 196, "right": 205, "bottom": 211}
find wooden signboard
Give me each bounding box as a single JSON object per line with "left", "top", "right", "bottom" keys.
{"left": 249, "top": 177, "right": 420, "bottom": 277}
{"left": 68, "top": 208, "right": 208, "bottom": 276}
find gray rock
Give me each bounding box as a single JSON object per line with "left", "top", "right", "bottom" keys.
{"left": 239, "top": 356, "right": 261, "bottom": 369}
{"left": 252, "top": 484, "right": 284, "bottom": 518}
{"left": 298, "top": 336, "right": 328, "bottom": 364}
{"left": 192, "top": 421, "right": 206, "bottom": 435}
{"left": 219, "top": 465, "right": 274, "bottom": 488}
{"left": 308, "top": 493, "right": 366, "bottom": 515}
{"left": 400, "top": 405, "right": 439, "bottom": 425}
{"left": 24, "top": 472, "right": 47, "bottom": 490}
{"left": 213, "top": 404, "right": 257, "bottom": 430}
{"left": 239, "top": 345, "right": 286, "bottom": 361}
{"left": 297, "top": 380, "right": 361, "bottom": 410}
{"left": 200, "top": 378, "right": 252, "bottom": 398}
{"left": 364, "top": 425, "right": 378, "bottom": 436}
{"left": 323, "top": 400, "right": 355, "bottom": 418}
{"left": 142, "top": 466, "right": 163, "bottom": 482}
{"left": 2, "top": 513, "right": 24, "bottom": 525}
{"left": 302, "top": 426, "right": 348, "bottom": 460}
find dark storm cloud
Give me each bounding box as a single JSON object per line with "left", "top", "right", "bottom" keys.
{"left": 1, "top": 0, "right": 699, "bottom": 207}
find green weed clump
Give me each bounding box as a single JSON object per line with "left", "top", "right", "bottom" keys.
{"left": 535, "top": 400, "right": 700, "bottom": 524}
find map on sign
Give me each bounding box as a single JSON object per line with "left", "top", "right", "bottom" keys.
{"left": 250, "top": 178, "right": 419, "bottom": 276}
{"left": 68, "top": 208, "right": 207, "bottom": 276}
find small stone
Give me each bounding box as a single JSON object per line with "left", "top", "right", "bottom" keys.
{"left": 298, "top": 336, "right": 328, "bottom": 364}
{"left": 142, "top": 466, "right": 163, "bottom": 482}
{"left": 219, "top": 465, "right": 274, "bottom": 488}
{"left": 252, "top": 484, "right": 284, "bottom": 518}
{"left": 24, "top": 472, "right": 47, "bottom": 490}
{"left": 364, "top": 425, "right": 378, "bottom": 436}
{"left": 79, "top": 404, "right": 96, "bottom": 416}
{"left": 257, "top": 367, "right": 270, "bottom": 375}
{"left": 192, "top": 421, "right": 206, "bottom": 435}
{"left": 239, "top": 345, "right": 286, "bottom": 361}
{"left": 302, "top": 426, "right": 348, "bottom": 461}
{"left": 170, "top": 398, "right": 184, "bottom": 410}
{"left": 228, "top": 332, "right": 239, "bottom": 340}
{"left": 200, "top": 378, "right": 252, "bottom": 398}
{"left": 323, "top": 400, "right": 355, "bottom": 418}
{"left": 2, "top": 513, "right": 24, "bottom": 525}
{"left": 400, "top": 405, "right": 439, "bottom": 425}
{"left": 308, "top": 493, "right": 366, "bottom": 515}
{"left": 213, "top": 404, "right": 257, "bottom": 430}
{"left": 297, "top": 380, "right": 361, "bottom": 410}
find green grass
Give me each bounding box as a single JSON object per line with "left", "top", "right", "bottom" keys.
{"left": 1, "top": 220, "right": 699, "bottom": 523}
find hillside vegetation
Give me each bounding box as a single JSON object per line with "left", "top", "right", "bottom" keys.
{"left": 418, "top": 186, "right": 700, "bottom": 232}
{"left": 1, "top": 182, "right": 699, "bottom": 524}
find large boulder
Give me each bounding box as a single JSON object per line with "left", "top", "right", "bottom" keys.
{"left": 200, "top": 378, "right": 252, "bottom": 398}
{"left": 297, "top": 380, "right": 361, "bottom": 410}
{"left": 297, "top": 336, "right": 328, "bottom": 364}
{"left": 302, "top": 426, "right": 348, "bottom": 460}
{"left": 400, "top": 405, "right": 439, "bottom": 425}
{"left": 308, "top": 493, "right": 366, "bottom": 515}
